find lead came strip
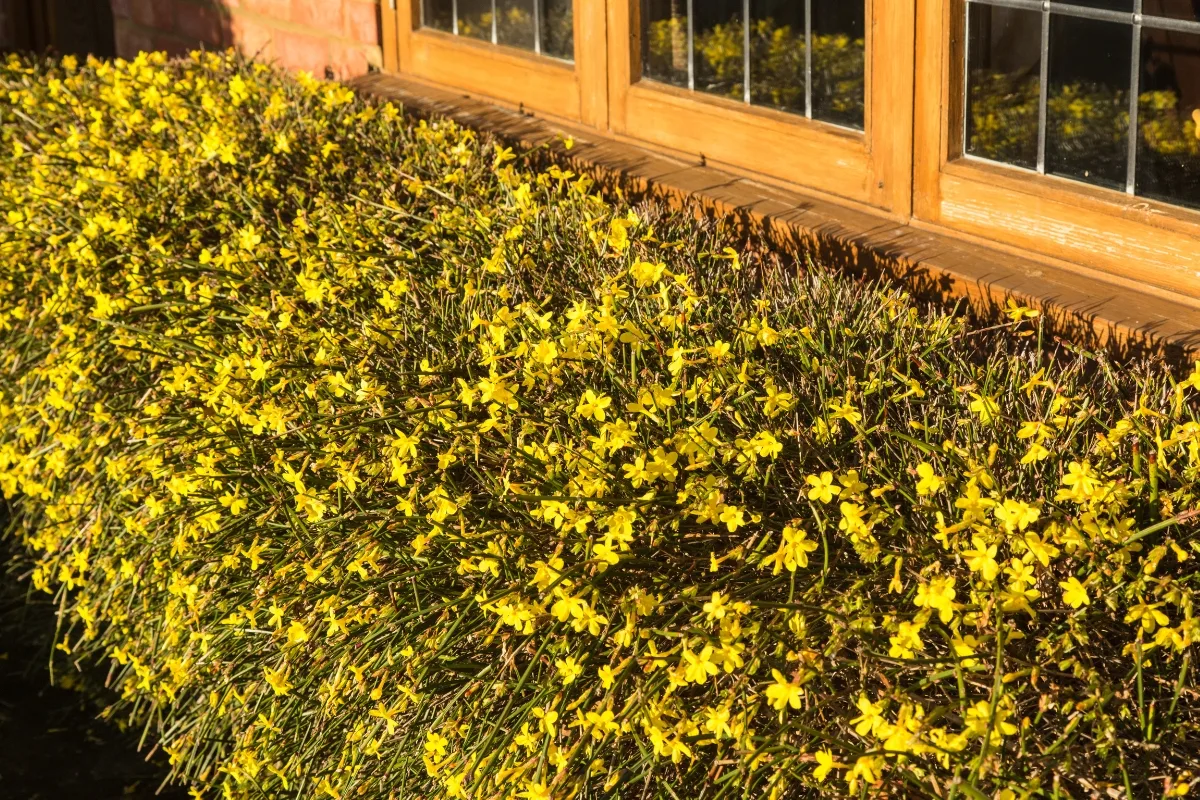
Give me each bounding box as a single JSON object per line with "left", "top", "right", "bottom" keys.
{"left": 966, "top": 0, "right": 1200, "bottom": 32}
{"left": 1036, "top": 1, "right": 1049, "bottom": 174}
{"left": 1125, "top": 0, "right": 1142, "bottom": 195}
{"left": 743, "top": 0, "right": 751, "bottom": 105}
{"left": 687, "top": 0, "right": 695, "bottom": 92}
{"left": 804, "top": 0, "right": 812, "bottom": 119}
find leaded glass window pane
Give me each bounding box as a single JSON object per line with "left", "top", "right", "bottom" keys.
{"left": 965, "top": 0, "right": 1200, "bottom": 209}
{"left": 421, "top": 0, "right": 574, "bottom": 61}
{"left": 641, "top": 0, "right": 867, "bottom": 130}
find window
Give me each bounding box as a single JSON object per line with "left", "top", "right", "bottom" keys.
{"left": 421, "top": 0, "right": 575, "bottom": 61}
{"left": 965, "top": 0, "right": 1200, "bottom": 209}
{"left": 640, "top": 0, "right": 866, "bottom": 129}
{"left": 383, "top": 0, "right": 1200, "bottom": 299}
{"left": 915, "top": 0, "right": 1200, "bottom": 299}
{"left": 387, "top": 0, "right": 605, "bottom": 128}
{"left": 607, "top": 0, "right": 916, "bottom": 213}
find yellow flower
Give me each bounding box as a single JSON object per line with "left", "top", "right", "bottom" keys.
{"left": 850, "top": 694, "right": 885, "bottom": 736}
{"left": 813, "top": 748, "right": 843, "bottom": 782}
{"left": 765, "top": 669, "right": 804, "bottom": 711}
{"left": 702, "top": 591, "right": 728, "bottom": 621}
{"left": 286, "top": 620, "right": 309, "bottom": 645}
{"left": 914, "top": 575, "right": 956, "bottom": 623}
{"left": 962, "top": 536, "right": 1000, "bottom": 582}
{"left": 555, "top": 656, "right": 583, "bottom": 685}
{"left": 424, "top": 730, "right": 449, "bottom": 759}
{"left": 888, "top": 620, "right": 924, "bottom": 659}
{"left": 707, "top": 340, "right": 731, "bottom": 360}
{"left": 968, "top": 392, "right": 1000, "bottom": 424}
{"left": 1060, "top": 576, "right": 1090, "bottom": 609}
{"left": 575, "top": 390, "right": 612, "bottom": 422}
{"left": 806, "top": 471, "right": 841, "bottom": 503}
{"left": 263, "top": 666, "right": 293, "bottom": 696}
{"left": 915, "top": 462, "right": 945, "bottom": 496}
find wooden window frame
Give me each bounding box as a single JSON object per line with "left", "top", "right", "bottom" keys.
{"left": 605, "top": 0, "right": 916, "bottom": 215}
{"left": 385, "top": 0, "right": 609, "bottom": 129}
{"left": 914, "top": 0, "right": 1200, "bottom": 300}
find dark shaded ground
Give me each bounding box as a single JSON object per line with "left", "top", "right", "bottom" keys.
{"left": 1, "top": 546, "right": 187, "bottom": 800}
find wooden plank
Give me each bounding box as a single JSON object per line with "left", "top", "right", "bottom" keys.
{"left": 407, "top": 30, "right": 582, "bottom": 122}
{"left": 380, "top": 0, "right": 400, "bottom": 73}
{"left": 575, "top": 0, "right": 608, "bottom": 130}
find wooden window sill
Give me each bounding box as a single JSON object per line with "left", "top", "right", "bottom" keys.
{"left": 351, "top": 71, "right": 1200, "bottom": 362}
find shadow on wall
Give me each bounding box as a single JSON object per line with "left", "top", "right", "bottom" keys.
{"left": 0, "top": 0, "right": 384, "bottom": 79}
{"left": 0, "top": 0, "right": 116, "bottom": 58}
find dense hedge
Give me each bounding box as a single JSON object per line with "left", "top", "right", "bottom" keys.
{"left": 3, "top": 51, "right": 1200, "bottom": 800}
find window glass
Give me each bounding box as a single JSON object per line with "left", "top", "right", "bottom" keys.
{"left": 1045, "top": 15, "right": 1131, "bottom": 190}
{"left": 966, "top": 4, "right": 1041, "bottom": 170}
{"left": 641, "top": 0, "right": 866, "bottom": 130}
{"left": 421, "top": 0, "right": 574, "bottom": 61}
{"left": 643, "top": 0, "right": 691, "bottom": 89}
{"left": 810, "top": 0, "right": 865, "bottom": 128}
{"left": 693, "top": 0, "right": 744, "bottom": 101}
{"left": 964, "top": 0, "right": 1200, "bottom": 209}
{"left": 496, "top": 0, "right": 536, "bottom": 50}
{"left": 541, "top": 0, "right": 574, "bottom": 60}
{"left": 748, "top": 0, "right": 806, "bottom": 115}
{"left": 457, "top": 0, "right": 494, "bottom": 42}
{"left": 1137, "top": 28, "right": 1200, "bottom": 207}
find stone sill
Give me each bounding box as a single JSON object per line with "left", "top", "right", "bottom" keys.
{"left": 351, "top": 71, "right": 1200, "bottom": 364}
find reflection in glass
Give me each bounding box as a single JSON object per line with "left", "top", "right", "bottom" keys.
{"left": 692, "top": 0, "right": 744, "bottom": 100}
{"left": 966, "top": 4, "right": 1041, "bottom": 169}
{"left": 748, "top": 0, "right": 806, "bottom": 114}
{"left": 643, "top": 0, "right": 690, "bottom": 88}
{"left": 640, "top": 0, "right": 865, "bottom": 127}
{"left": 810, "top": 0, "right": 865, "bottom": 128}
{"left": 1144, "top": 0, "right": 1200, "bottom": 22}
{"left": 419, "top": 0, "right": 574, "bottom": 60}
{"left": 964, "top": 1, "right": 1200, "bottom": 210}
{"left": 456, "top": 0, "right": 494, "bottom": 41}
{"left": 541, "top": 0, "right": 574, "bottom": 59}
{"left": 423, "top": 0, "right": 453, "bottom": 32}
{"left": 1069, "top": 0, "right": 1133, "bottom": 8}
{"left": 496, "top": 0, "right": 535, "bottom": 50}
{"left": 1137, "top": 28, "right": 1200, "bottom": 208}
{"left": 1045, "top": 15, "right": 1131, "bottom": 189}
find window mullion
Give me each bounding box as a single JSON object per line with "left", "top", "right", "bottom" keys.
{"left": 1125, "top": 0, "right": 1142, "bottom": 195}
{"left": 743, "top": 0, "right": 751, "bottom": 104}
{"left": 1036, "top": 2, "right": 1049, "bottom": 174}
{"left": 804, "top": 0, "right": 812, "bottom": 119}
{"left": 534, "top": 0, "right": 541, "bottom": 54}
{"left": 686, "top": 0, "right": 695, "bottom": 91}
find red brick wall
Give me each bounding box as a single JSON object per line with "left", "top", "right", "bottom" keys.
{"left": 110, "top": 0, "right": 382, "bottom": 78}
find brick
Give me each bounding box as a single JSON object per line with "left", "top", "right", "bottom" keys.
{"left": 328, "top": 40, "right": 379, "bottom": 77}
{"left": 275, "top": 29, "right": 330, "bottom": 74}
{"left": 289, "top": 0, "right": 344, "bottom": 34}
{"left": 128, "top": 0, "right": 174, "bottom": 30}
{"left": 231, "top": 0, "right": 292, "bottom": 19}
{"left": 152, "top": 32, "right": 193, "bottom": 58}
{"left": 114, "top": 19, "right": 155, "bottom": 58}
{"left": 110, "top": 0, "right": 134, "bottom": 20}
{"left": 345, "top": 1, "right": 379, "bottom": 45}
{"left": 229, "top": 11, "right": 278, "bottom": 62}
{"left": 176, "top": 1, "right": 226, "bottom": 46}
